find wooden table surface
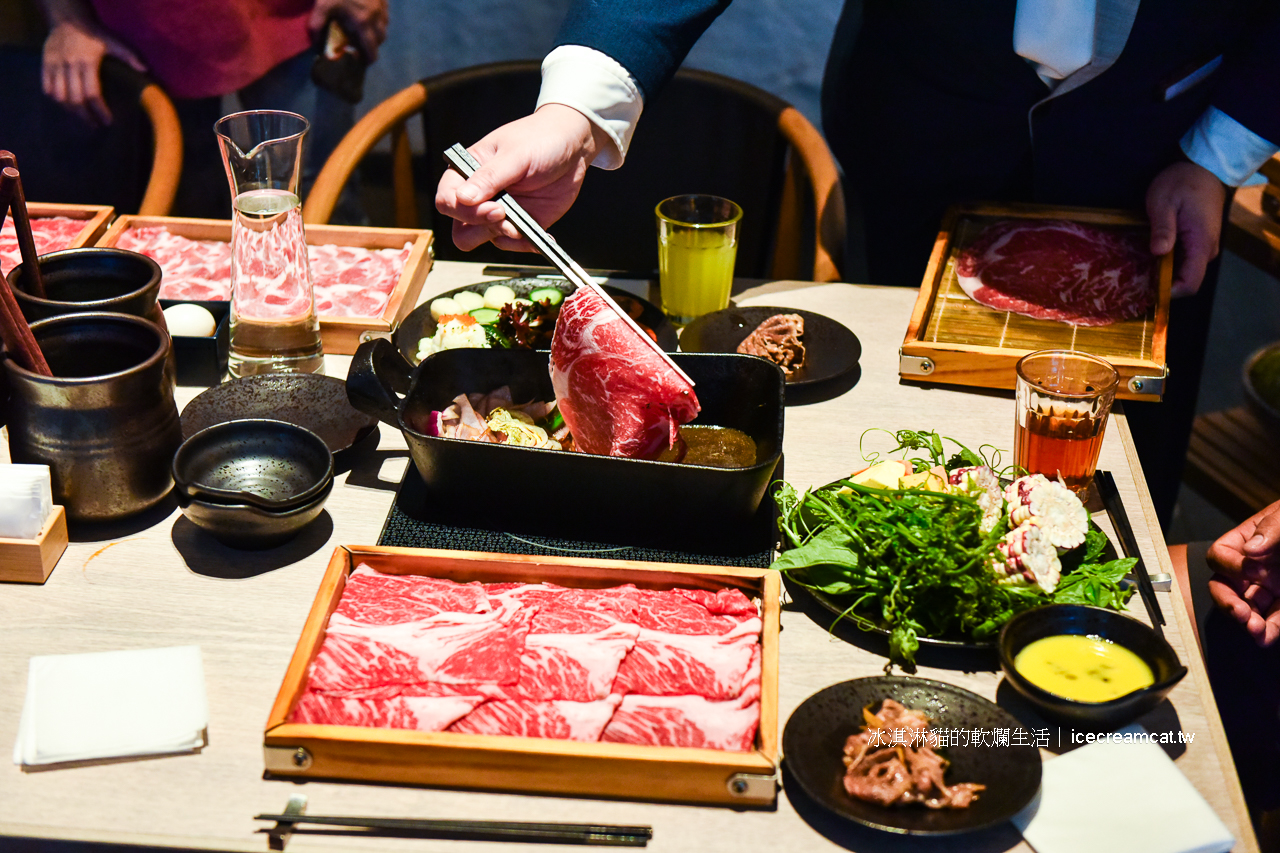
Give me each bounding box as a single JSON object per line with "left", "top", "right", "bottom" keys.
{"left": 0, "top": 261, "right": 1257, "bottom": 852}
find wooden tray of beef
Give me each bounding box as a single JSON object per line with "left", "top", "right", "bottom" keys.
{"left": 263, "top": 545, "right": 780, "bottom": 807}
{"left": 1, "top": 203, "right": 115, "bottom": 278}
{"left": 900, "top": 202, "right": 1172, "bottom": 401}
{"left": 94, "top": 215, "right": 433, "bottom": 354}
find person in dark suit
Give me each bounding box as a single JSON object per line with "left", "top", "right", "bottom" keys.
{"left": 436, "top": 1, "right": 1280, "bottom": 529}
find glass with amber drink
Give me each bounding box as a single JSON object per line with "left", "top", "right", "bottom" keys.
{"left": 1014, "top": 350, "right": 1119, "bottom": 493}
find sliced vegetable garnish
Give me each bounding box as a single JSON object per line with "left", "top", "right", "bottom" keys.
{"left": 468, "top": 307, "right": 502, "bottom": 326}
{"left": 528, "top": 286, "right": 565, "bottom": 307}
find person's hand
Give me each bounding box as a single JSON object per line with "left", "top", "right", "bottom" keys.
{"left": 41, "top": 17, "right": 145, "bottom": 127}
{"left": 435, "top": 104, "right": 607, "bottom": 253}
{"left": 1207, "top": 499, "right": 1280, "bottom": 646}
{"left": 1146, "top": 160, "right": 1227, "bottom": 298}
{"left": 309, "top": 0, "right": 389, "bottom": 63}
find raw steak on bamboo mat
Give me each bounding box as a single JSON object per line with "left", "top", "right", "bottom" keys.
{"left": 954, "top": 219, "right": 1154, "bottom": 326}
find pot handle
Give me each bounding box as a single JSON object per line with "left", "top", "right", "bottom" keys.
{"left": 346, "top": 338, "right": 414, "bottom": 426}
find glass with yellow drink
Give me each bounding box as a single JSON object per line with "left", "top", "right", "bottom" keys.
{"left": 656, "top": 195, "right": 742, "bottom": 326}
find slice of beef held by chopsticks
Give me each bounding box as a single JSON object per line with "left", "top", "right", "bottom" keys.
{"left": 954, "top": 219, "right": 1155, "bottom": 326}
{"left": 551, "top": 286, "right": 699, "bottom": 458}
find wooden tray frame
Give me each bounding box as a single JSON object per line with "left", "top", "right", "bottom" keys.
{"left": 94, "top": 216, "right": 433, "bottom": 354}
{"left": 263, "top": 545, "right": 781, "bottom": 807}
{"left": 900, "top": 202, "right": 1172, "bottom": 401}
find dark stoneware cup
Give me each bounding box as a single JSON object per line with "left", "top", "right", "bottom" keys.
{"left": 7, "top": 247, "right": 166, "bottom": 330}
{"left": 2, "top": 312, "right": 182, "bottom": 522}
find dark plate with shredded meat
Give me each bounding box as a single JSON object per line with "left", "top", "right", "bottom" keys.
{"left": 783, "top": 676, "right": 1040, "bottom": 836}
{"left": 678, "top": 306, "right": 859, "bottom": 386}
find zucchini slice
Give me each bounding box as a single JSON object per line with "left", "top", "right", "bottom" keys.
{"left": 528, "top": 287, "right": 565, "bottom": 307}
{"left": 468, "top": 306, "right": 502, "bottom": 325}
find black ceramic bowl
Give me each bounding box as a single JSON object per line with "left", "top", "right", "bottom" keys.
{"left": 998, "top": 604, "right": 1188, "bottom": 730}
{"left": 172, "top": 419, "right": 334, "bottom": 511}
{"left": 176, "top": 479, "right": 332, "bottom": 549}
{"left": 8, "top": 248, "right": 163, "bottom": 325}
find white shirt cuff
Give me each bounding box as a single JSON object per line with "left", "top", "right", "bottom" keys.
{"left": 538, "top": 45, "right": 643, "bottom": 170}
{"left": 1181, "top": 106, "right": 1279, "bottom": 187}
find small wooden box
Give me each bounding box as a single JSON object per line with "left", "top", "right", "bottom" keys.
{"left": 263, "top": 545, "right": 780, "bottom": 807}
{"left": 94, "top": 216, "right": 433, "bottom": 354}
{"left": 0, "top": 506, "right": 68, "bottom": 584}
{"left": 900, "top": 203, "right": 1172, "bottom": 401}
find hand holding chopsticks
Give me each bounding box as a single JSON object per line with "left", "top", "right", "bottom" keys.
{"left": 0, "top": 161, "right": 51, "bottom": 376}
{"left": 443, "top": 143, "right": 693, "bottom": 387}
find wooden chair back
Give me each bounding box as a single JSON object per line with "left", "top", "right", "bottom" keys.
{"left": 306, "top": 60, "right": 844, "bottom": 281}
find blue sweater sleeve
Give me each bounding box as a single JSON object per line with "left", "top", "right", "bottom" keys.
{"left": 552, "top": 0, "right": 735, "bottom": 101}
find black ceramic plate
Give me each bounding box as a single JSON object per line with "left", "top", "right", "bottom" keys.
{"left": 784, "top": 481, "right": 1119, "bottom": 655}
{"left": 181, "top": 373, "right": 377, "bottom": 455}
{"left": 678, "top": 306, "right": 860, "bottom": 386}
{"left": 787, "top": 576, "right": 997, "bottom": 653}
{"left": 783, "top": 676, "right": 1041, "bottom": 836}
{"left": 393, "top": 277, "right": 677, "bottom": 364}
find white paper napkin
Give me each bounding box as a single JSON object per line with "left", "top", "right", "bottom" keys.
{"left": 13, "top": 646, "right": 208, "bottom": 767}
{"left": 1013, "top": 725, "right": 1234, "bottom": 853}
{"left": 0, "top": 464, "right": 53, "bottom": 540}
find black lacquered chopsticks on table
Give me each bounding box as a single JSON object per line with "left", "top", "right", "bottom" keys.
{"left": 443, "top": 143, "right": 693, "bottom": 387}
{"left": 1093, "top": 469, "right": 1166, "bottom": 633}
{"left": 254, "top": 812, "right": 653, "bottom": 846}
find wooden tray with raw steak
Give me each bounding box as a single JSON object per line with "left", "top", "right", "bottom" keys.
{"left": 93, "top": 215, "right": 432, "bottom": 354}
{"left": 0, "top": 203, "right": 114, "bottom": 279}
{"left": 263, "top": 545, "right": 780, "bottom": 807}
{"left": 900, "top": 202, "right": 1171, "bottom": 401}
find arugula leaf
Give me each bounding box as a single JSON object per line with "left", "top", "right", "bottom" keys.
{"left": 1053, "top": 557, "right": 1137, "bottom": 608}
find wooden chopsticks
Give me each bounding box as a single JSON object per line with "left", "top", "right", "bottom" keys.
{"left": 254, "top": 812, "right": 653, "bottom": 846}
{"left": 444, "top": 144, "right": 693, "bottom": 387}
{"left": 0, "top": 161, "right": 51, "bottom": 376}
{"left": 1094, "top": 469, "right": 1165, "bottom": 632}
{"left": 0, "top": 151, "right": 45, "bottom": 298}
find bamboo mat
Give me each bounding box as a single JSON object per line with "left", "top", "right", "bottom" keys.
{"left": 923, "top": 215, "right": 1159, "bottom": 361}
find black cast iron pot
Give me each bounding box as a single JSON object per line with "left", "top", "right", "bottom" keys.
{"left": 347, "top": 340, "right": 784, "bottom": 551}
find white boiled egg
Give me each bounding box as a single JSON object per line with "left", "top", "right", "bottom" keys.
{"left": 163, "top": 303, "right": 218, "bottom": 337}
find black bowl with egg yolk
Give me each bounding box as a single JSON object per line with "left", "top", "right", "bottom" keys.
{"left": 998, "top": 604, "right": 1187, "bottom": 731}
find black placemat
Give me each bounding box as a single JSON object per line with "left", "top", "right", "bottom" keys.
{"left": 378, "top": 461, "right": 781, "bottom": 568}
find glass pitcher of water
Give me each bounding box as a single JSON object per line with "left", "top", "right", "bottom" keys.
{"left": 215, "top": 110, "right": 324, "bottom": 377}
